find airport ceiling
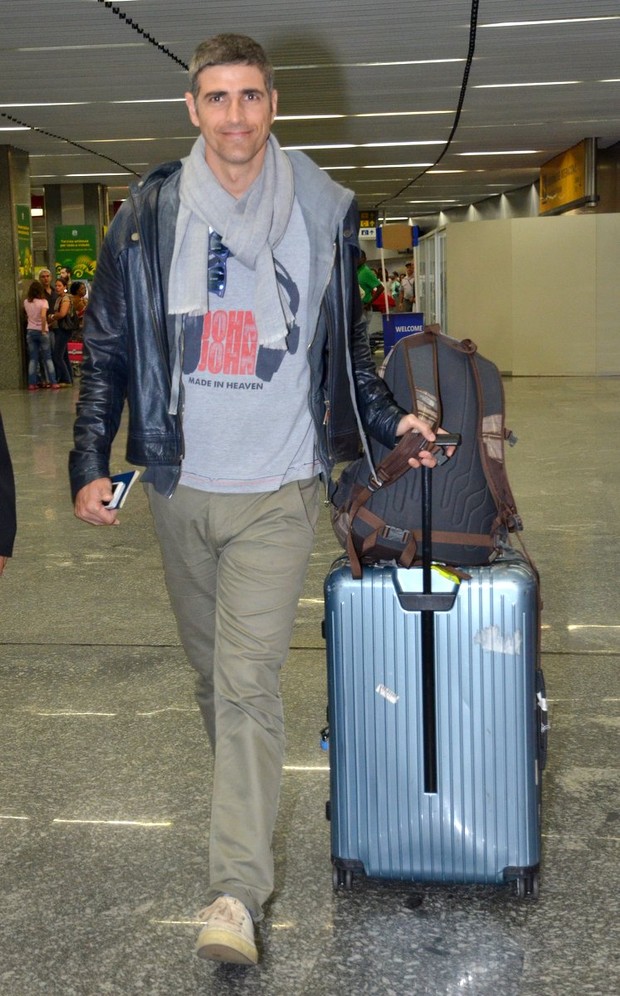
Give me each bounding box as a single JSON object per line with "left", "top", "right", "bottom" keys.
{"left": 3, "top": 0, "right": 620, "bottom": 222}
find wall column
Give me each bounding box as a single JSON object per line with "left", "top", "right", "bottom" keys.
{"left": 0, "top": 145, "right": 31, "bottom": 389}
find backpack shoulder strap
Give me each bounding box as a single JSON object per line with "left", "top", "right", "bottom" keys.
{"left": 468, "top": 350, "right": 521, "bottom": 531}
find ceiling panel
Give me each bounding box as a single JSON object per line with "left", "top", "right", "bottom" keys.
{"left": 1, "top": 0, "right": 618, "bottom": 219}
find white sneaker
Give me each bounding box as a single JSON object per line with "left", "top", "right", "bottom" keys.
{"left": 195, "top": 896, "right": 258, "bottom": 966}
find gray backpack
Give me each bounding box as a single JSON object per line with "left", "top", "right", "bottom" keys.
{"left": 331, "top": 328, "right": 525, "bottom": 578}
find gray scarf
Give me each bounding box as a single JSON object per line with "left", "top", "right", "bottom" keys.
{"left": 168, "top": 133, "right": 295, "bottom": 350}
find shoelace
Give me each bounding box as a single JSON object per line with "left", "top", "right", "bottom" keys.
{"left": 198, "top": 897, "right": 247, "bottom": 928}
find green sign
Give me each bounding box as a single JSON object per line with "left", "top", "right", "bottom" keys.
{"left": 54, "top": 224, "right": 97, "bottom": 280}
{"left": 16, "top": 204, "right": 33, "bottom": 279}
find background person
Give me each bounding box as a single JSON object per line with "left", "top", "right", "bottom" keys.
{"left": 23, "top": 281, "right": 59, "bottom": 392}
{"left": 49, "top": 278, "right": 74, "bottom": 386}
{"left": 399, "top": 260, "right": 416, "bottom": 311}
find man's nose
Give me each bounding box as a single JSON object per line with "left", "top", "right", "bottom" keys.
{"left": 228, "top": 97, "right": 246, "bottom": 121}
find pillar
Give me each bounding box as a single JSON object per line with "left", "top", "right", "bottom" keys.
{"left": 0, "top": 146, "right": 30, "bottom": 389}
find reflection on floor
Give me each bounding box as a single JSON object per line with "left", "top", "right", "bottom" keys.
{"left": 0, "top": 376, "right": 618, "bottom": 996}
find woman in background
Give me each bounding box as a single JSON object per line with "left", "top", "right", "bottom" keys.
{"left": 50, "top": 277, "right": 73, "bottom": 386}
{"left": 23, "top": 280, "right": 59, "bottom": 392}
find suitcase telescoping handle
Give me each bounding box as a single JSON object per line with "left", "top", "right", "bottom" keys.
{"left": 421, "top": 433, "right": 460, "bottom": 794}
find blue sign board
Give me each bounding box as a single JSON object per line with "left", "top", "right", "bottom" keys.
{"left": 382, "top": 313, "right": 425, "bottom": 353}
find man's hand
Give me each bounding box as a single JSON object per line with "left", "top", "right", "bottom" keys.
{"left": 395, "top": 415, "right": 456, "bottom": 469}
{"left": 74, "top": 478, "right": 120, "bottom": 526}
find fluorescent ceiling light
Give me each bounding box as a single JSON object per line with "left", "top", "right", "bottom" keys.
{"left": 354, "top": 110, "right": 452, "bottom": 118}
{"left": 277, "top": 114, "right": 344, "bottom": 121}
{"left": 17, "top": 43, "right": 145, "bottom": 52}
{"left": 0, "top": 126, "right": 29, "bottom": 131}
{"left": 66, "top": 172, "right": 132, "bottom": 177}
{"left": 363, "top": 162, "right": 433, "bottom": 169}
{"left": 483, "top": 16, "right": 620, "bottom": 27}
{"left": 0, "top": 102, "right": 89, "bottom": 108}
{"left": 283, "top": 140, "right": 442, "bottom": 151}
{"left": 458, "top": 150, "right": 540, "bottom": 156}
{"left": 113, "top": 98, "right": 185, "bottom": 105}
{"left": 362, "top": 140, "right": 444, "bottom": 148}
{"left": 84, "top": 137, "right": 188, "bottom": 143}
{"left": 275, "top": 58, "right": 464, "bottom": 70}
{"left": 277, "top": 110, "right": 452, "bottom": 121}
{"left": 409, "top": 199, "right": 458, "bottom": 204}
{"left": 475, "top": 81, "right": 580, "bottom": 88}
{"left": 282, "top": 143, "right": 354, "bottom": 151}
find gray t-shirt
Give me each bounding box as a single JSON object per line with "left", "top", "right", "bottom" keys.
{"left": 179, "top": 199, "right": 319, "bottom": 493}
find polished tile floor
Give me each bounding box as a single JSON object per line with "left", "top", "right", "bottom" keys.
{"left": 0, "top": 376, "right": 618, "bottom": 996}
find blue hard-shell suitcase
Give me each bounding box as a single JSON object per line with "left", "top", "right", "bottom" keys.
{"left": 324, "top": 550, "right": 547, "bottom": 898}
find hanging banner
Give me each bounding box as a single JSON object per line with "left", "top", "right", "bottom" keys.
{"left": 54, "top": 225, "right": 98, "bottom": 280}
{"left": 16, "top": 204, "right": 33, "bottom": 280}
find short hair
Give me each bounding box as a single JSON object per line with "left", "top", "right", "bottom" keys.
{"left": 188, "top": 33, "right": 274, "bottom": 99}
{"left": 70, "top": 281, "right": 84, "bottom": 295}
{"left": 38, "top": 268, "right": 51, "bottom": 277}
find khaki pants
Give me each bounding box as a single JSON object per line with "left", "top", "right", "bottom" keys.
{"left": 146, "top": 478, "right": 320, "bottom": 917}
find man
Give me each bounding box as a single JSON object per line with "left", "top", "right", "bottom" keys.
{"left": 70, "top": 33, "right": 441, "bottom": 967}
{"left": 399, "top": 260, "right": 416, "bottom": 311}
{"left": 38, "top": 268, "right": 57, "bottom": 312}
{"left": 0, "top": 411, "right": 16, "bottom": 576}
{"left": 357, "top": 250, "right": 384, "bottom": 311}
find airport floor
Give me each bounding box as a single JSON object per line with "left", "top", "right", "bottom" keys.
{"left": 0, "top": 375, "right": 618, "bottom": 996}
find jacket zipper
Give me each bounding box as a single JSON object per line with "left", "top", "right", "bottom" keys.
{"left": 308, "top": 240, "right": 337, "bottom": 471}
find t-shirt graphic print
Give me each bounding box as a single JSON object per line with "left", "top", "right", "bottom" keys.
{"left": 179, "top": 200, "right": 319, "bottom": 494}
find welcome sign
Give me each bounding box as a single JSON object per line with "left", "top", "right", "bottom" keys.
{"left": 382, "top": 313, "right": 424, "bottom": 353}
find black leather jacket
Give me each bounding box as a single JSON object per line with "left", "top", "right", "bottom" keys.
{"left": 69, "top": 154, "right": 405, "bottom": 498}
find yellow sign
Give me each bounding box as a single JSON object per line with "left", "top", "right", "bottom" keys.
{"left": 359, "top": 210, "right": 378, "bottom": 229}
{"left": 539, "top": 140, "right": 587, "bottom": 215}
{"left": 379, "top": 223, "right": 413, "bottom": 251}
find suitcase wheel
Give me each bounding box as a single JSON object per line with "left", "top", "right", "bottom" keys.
{"left": 332, "top": 865, "right": 354, "bottom": 891}
{"left": 515, "top": 871, "right": 539, "bottom": 900}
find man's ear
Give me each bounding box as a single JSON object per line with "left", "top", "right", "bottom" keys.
{"left": 185, "top": 92, "right": 199, "bottom": 128}
{"left": 270, "top": 88, "right": 278, "bottom": 123}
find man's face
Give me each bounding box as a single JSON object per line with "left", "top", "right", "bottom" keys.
{"left": 39, "top": 271, "right": 51, "bottom": 287}
{"left": 185, "top": 64, "right": 277, "bottom": 181}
